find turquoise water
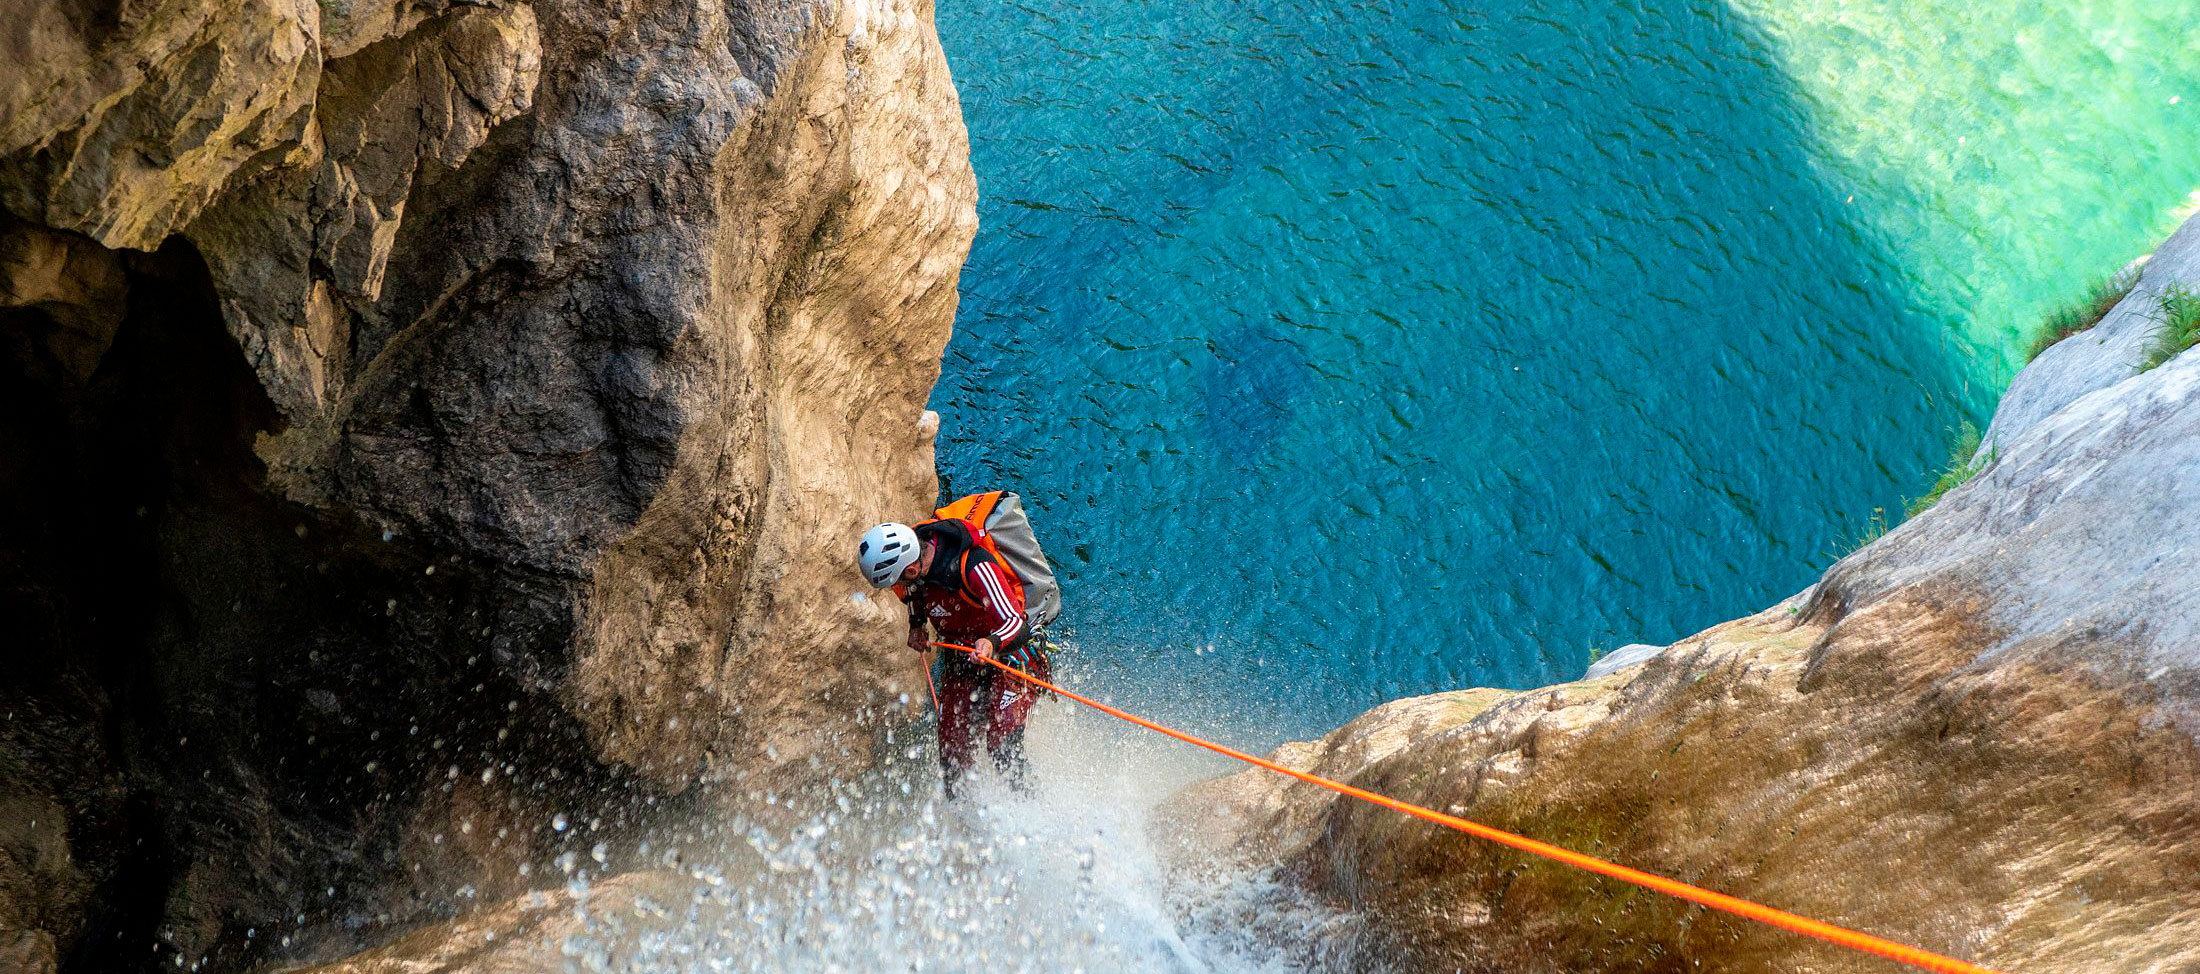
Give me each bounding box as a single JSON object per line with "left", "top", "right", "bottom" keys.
{"left": 930, "top": 0, "right": 2200, "bottom": 742}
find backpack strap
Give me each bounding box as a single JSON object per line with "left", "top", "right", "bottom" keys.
{"left": 951, "top": 545, "right": 984, "bottom": 610}
{"left": 934, "top": 491, "right": 1004, "bottom": 527}
{"left": 914, "top": 515, "right": 1016, "bottom": 611}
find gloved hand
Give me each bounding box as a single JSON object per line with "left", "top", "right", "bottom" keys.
{"left": 907, "top": 628, "right": 929, "bottom": 653}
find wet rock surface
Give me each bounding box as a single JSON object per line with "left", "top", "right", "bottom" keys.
{"left": 291, "top": 871, "right": 701, "bottom": 974}
{"left": 1, "top": 0, "right": 974, "bottom": 968}
{"left": 1156, "top": 215, "right": 2200, "bottom": 973}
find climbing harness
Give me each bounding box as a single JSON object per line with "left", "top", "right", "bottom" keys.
{"left": 928, "top": 642, "right": 2004, "bottom": 974}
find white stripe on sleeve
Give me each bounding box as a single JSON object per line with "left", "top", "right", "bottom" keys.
{"left": 974, "top": 562, "right": 1024, "bottom": 641}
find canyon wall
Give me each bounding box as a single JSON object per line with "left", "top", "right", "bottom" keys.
{"left": 0, "top": 0, "right": 974, "bottom": 969}
{"left": 1160, "top": 217, "right": 2200, "bottom": 973}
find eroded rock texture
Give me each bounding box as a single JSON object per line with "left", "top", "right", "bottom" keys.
{"left": 1, "top": 0, "right": 974, "bottom": 969}
{"left": 1159, "top": 221, "right": 2200, "bottom": 973}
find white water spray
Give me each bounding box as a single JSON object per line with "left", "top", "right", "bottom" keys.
{"left": 549, "top": 683, "right": 1350, "bottom": 973}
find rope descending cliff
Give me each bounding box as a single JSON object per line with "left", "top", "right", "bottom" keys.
{"left": 931, "top": 642, "right": 2002, "bottom": 974}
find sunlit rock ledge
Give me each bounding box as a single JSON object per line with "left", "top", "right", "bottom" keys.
{"left": 1153, "top": 215, "right": 2200, "bottom": 973}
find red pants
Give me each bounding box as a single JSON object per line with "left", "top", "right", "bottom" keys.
{"left": 936, "top": 643, "right": 1051, "bottom": 794}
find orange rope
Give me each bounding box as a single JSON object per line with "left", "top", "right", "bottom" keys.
{"left": 930, "top": 642, "right": 2002, "bottom": 974}
{"left": 921, "top": 649, "right": 941, "bottom": 712}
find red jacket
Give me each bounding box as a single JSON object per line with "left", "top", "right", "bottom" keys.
{"left": 897, "top": 519, "right": 1028, "bottom": 650}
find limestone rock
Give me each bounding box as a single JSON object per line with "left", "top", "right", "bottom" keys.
{"left": 1985, "top": 214, "right": 2200, "bottom": 447}
{"left": 0, "top": 0, "right": 974, "bottom": 968}
{"left": 1826, "top": 312, "right": 2200, "bottom": 714}
{"left": 188, "top": 1, "right": 544, "bottom": 419}
{"left": 1159, "top": 688, "right": 1516, "bottom": 875}
{"left": 0, "top": 0, "right": 323, "bottom": 249}
{"left": 1581, "top": 641, "right": 1664, "bottom": 679}
{"left": 1170, "top": 604, "right": 2200, "bottom": 972}
{"left": 0, "top": 215, "right": 128, "bottom": 384}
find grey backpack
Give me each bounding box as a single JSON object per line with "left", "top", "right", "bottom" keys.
{"left": 929, "top": 491, "right": 1062, "bottom": 628}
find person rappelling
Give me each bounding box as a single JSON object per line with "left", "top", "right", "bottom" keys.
{"left": 857, "top": 491, "right": 1063, "bottom": 797}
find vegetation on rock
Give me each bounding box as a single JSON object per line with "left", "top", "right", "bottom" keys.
{"left": 1903, "top": 420, "right": 1991, "bottom": 518}
{"left": 2023, "top": 267, "right": 2138, "bottom": 362}
{"left": 2139, "top": 284, "right": 2200, "bottom": 372}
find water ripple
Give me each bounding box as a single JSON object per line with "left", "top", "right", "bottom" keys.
{"left": 932, "top": 0, "right": 2200, "bottom": 742}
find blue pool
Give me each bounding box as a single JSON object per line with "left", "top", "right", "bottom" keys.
{"left": 930, "top": 0, "right": 2200, "bottom": 742}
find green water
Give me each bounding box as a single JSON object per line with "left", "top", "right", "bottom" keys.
{"left": 1737, "top": 0, "right": 2200, "bottom": 373}
{"left": 929, "top": 0, "right": 2200, "bottom": 742}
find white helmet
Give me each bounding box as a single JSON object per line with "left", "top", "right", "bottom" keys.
{"left": 857, "top": 522, "right": 920, "bottom": 587}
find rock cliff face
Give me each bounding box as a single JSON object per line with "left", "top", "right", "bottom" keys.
{"left": 1160, "top": 217, "right": 2200, "bottom": 973}
{"left": 0, "top": 0, "right": 974, "bottom": 969}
